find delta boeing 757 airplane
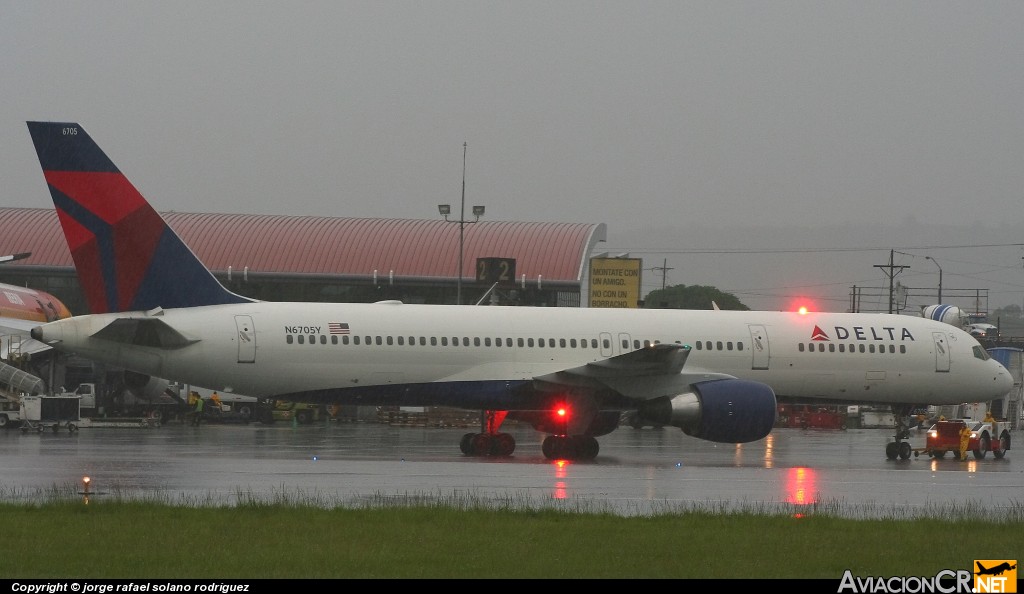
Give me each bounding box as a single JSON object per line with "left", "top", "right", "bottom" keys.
{"left": 26, "top": 121, "right": 1012, "bottom": 461}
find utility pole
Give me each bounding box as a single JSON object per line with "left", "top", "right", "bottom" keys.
{"left": 650, "top": 258, "right": 673, "bottom": 291}
{"left": 874, "top": 250, "right": 909, "bottom": 314}
{"left": 458, "top": 141, "right": 466, "bottom": 305}
{"left": 926, "top": 256, "right": 943, "bottom": 303}
{"left": 437, "top": 142, "right": 484, "bottom": 306}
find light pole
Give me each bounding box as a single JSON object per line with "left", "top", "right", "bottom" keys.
{"left": 925, "top": 256, "right": 943, "bottom": 303}
{"left": 438, "top": 142, "right": 485, "bottom": 305}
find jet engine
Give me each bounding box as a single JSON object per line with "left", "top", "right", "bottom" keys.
{"left": 118, "top": 370, "right": 171, "bottom": 401}
{"left": 635, "top": 379, "right": 777, "bottom": 443}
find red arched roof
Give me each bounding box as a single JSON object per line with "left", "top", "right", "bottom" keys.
{"left": 0, "top": 208, "right": 606, "bottom": 283}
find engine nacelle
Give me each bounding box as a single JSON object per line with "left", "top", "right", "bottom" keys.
{"left": 635, "top": 379, "right": 776, "bottom": 443}
{"left": 120, "top": 370, "right": 171, "bottom": 401}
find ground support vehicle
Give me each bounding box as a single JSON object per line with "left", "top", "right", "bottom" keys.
{"left": 0, "top": 393, "right": 22, "bottom": 428}
{"left": 775, "top": 404, "right": 847, "bottom": 430}
{"left": 914, "top": 418, "right": 1011, "bottom": 460}
{"left": 200, "top": 401, "right": 251, "bottom": 424}
{"left": 256, "top": 399, "right": 324, "bottom": 425}
{"left": 19, "top": 395, "right": 80, "bottom": 433}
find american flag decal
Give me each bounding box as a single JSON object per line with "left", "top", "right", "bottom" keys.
{"left": 329, "top": 322, "right": 350, "bottom": 334}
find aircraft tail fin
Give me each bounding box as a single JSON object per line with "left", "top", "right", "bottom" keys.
{"left": 27, "top": 121, "right": 255, "bottom": 313}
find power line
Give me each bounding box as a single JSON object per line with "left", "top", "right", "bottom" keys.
{"left": 646, "top": 258, "right": 674, "bottom": 291}
{"left": 597, "top": 243, "right": 1024, "bottom": 255}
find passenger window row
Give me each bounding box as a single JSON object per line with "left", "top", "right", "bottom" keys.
{"left": 799, "top": 342, "right": 907, "bottom": 354}
{"left": 285, "top": 334, "right": 609, "bottom": 349}
{"left": 626, "top": 338, "right": 744, "bottom": 351}
{"left": 284, "top": 333, "right": 746, "bottom": 352}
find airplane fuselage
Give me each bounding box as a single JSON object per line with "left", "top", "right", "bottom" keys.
{"left": 0, "top": 283, "right": 72, "bottom": 323}
{"left": 33, "top": 302, "right": 1011, "bottom": 410}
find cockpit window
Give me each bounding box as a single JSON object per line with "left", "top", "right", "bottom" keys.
{"left": 973, "top": 345, "right": 991, "bottom": 361}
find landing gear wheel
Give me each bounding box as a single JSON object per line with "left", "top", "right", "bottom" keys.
{"left": 470, "top": 433, "right": 493, "bottom": 456}
{"left": 492, "top": 432, "right": 516, "bottom": 457}
{"left": 542, "top": 435, "right": 565, "bottom": 460}
{"left": 459, "top": 432, "right": 475, "bottom": 455}
{"left": 887, "top": 404, "right": 914, "bottom": 461}
{"left": 541, "top": 435, "right": 599, "bottom": 461}
{"left": 577, "top": 436, "right": 599, "bottom": 460}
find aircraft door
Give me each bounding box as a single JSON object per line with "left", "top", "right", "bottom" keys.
{"left": 749, "top": 324, "right": 769, "bottom": 370}
{"left": 599, "top": 332, "right": 613, "bottom": 358}
{"left": 235, "top": 315, "right": 256, "bottom": 364}
{"left": 932, "top": 332, "right": 950, "bottom": 372}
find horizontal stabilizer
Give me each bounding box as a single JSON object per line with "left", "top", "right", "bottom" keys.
{"left": 92, "top": 317, "right": 199, "bottom": 349}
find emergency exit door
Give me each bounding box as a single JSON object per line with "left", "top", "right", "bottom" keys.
{"left": 235, "top": 315, "right": 256, "bottom": 364}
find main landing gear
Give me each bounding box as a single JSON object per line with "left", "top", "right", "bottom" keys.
{"left": 885, "top": 404, "right": 915, "bottom": 460}
{"left": 459, "top": 410, "right": 516, "bottom": 457}
{"left": 541, "top": 434, "right": 599, "bottom": 460}
{"left": 457, "top": 410, "right": 601, "bottom": 461}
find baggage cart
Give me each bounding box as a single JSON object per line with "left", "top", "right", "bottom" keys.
{"left": 19, "top": 395, "right": 80, "bottom": 433}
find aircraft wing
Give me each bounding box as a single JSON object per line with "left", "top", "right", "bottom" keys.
{"left": 528, "top": 343, "right": 772, "bottom": 443}
{"left": 533, "top": 343, "right": 734, "bottom": 399}
{"left": 0, "top": 317, "right": 52, "bottom": 357}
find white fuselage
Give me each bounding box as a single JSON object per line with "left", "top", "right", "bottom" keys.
{"left": 34, "top": 302, "right": 1013, "bottom": 409}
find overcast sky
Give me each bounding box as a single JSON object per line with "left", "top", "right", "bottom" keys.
{"left": 3, "top": 2, "right": 1023, "bottom": 313}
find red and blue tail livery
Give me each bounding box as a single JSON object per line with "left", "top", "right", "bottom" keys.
{"left": 27, "top": 121, "right": 252, "bottom": 314}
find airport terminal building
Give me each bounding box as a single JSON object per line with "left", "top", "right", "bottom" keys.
{"left": 0, "top": 207, "right": 609, "bottom": 315}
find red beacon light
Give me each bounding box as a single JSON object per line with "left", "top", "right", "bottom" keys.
{"left": 787, "top": 298, "right": 818, "bottom": 315}
{"left": 550, "top": 404, "right": 571, "bottom": 435}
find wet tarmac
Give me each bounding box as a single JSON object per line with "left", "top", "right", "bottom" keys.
{"left": 1, "top": 419, "right": 1021, "bottom": 519}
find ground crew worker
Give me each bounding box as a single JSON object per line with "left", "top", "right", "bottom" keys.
{"left": 191, "top": 394, "right": 205, "bottom": 426}
{"left": 983, "top": 410, "right": 998, "bottom": 441}
{"left": 959, "top": 424, "right": 971, "bottom": 459}
{"left": 210, "top": 391, "right": 222, "bottom": 409}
